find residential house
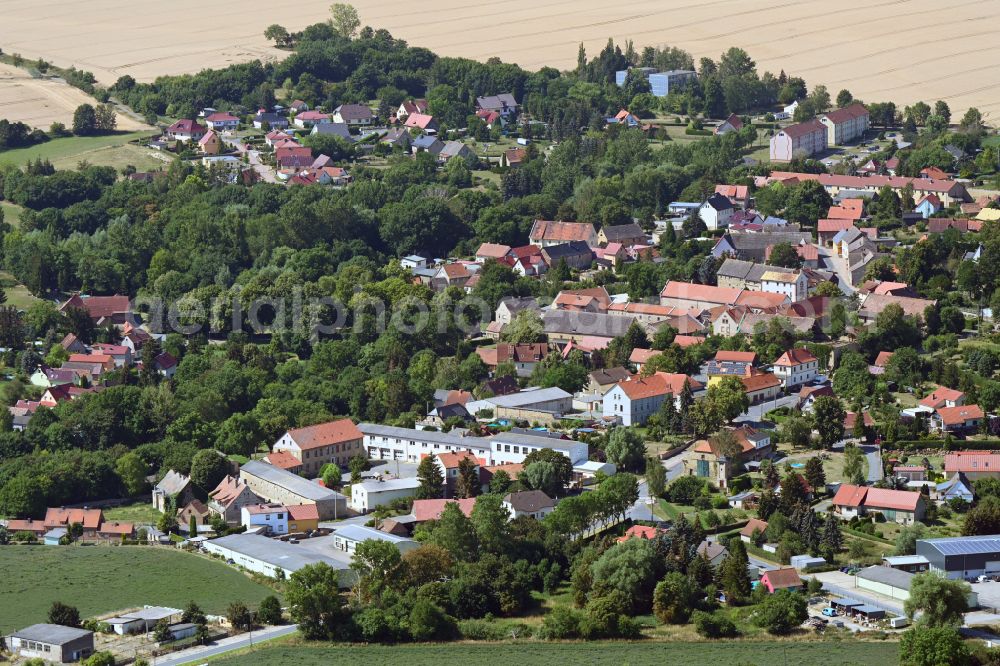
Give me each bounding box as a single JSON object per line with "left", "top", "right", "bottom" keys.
{"left": 932, "top": 405, "right": 985, "bottom": 434}
{"left": 529, "top": 220, "right": 598, "bottom": 247}
{"left": 166, "top": 119, "right": 207, "bottom": 142}
{"left": 409, "top": 498, "right": 476, "bottom": 525}
{"left": 857, "top": 293, "right": 936, "bottom": 323}
{"left": 936, "top": 473, "right": 974, "bottom": 504}
{"left": 915, "top": 194, "right": 943, "bottom": 218}
{"left": 927, "top": 218, "right": 982, "bottom": 233}
{"left": 832, "top": 484, "right": 926, "bottom": 524}
{"left": 715, "top": 184, "right": 752, "bottom": 209}
{"left": 920, "top": 386, "right": 966, "bottom": 410}
{"left": 287, "top": 503, "right": 320, "bottom": 532}
{"left": 60, "top": 333, "right": 86, "bottom": 354}
{"left": 397, "top": 99, "right": 428, "bottom": 119}
{"left": 197, "top": 130, "right": 221, "bottom": 155}
{"left": 798, "top": 384, "right": 835, "bottom": 412}
{"left": 438, "top": 140, "right": 475, "bottom": 162}
{"left": 602, "top": 372, "right": 703, "bottom": 426}
{"left": 700, "top": 192, "right": 736, "bottom": 231}
{"left": 495, "top": 296, "right": 539, "bottom": 327}
{"left": 818, "top": 219, "right": 856, "bottom": 246}
{"left": 293, "top": 110, "right": 332, "bottom": 128}
{"left": 541, "top": 241, "right": 593, "bottom": 270}
{"left": 91, "top": 343, "right": 131, "bottom": 367}
{"left": 433, "top": 451, "right": 482, "bottom": 499}
{"left": 715, "top": 113, "right": 743, "bottom": 135}
{"left": 411, "top": 135, "right": 444, "bottom": 156}
{"left": 760, "top": 270, "right": 809, "bottom": 302}
{"left": 818, "top": 103, "right": 870, "bottom": 145}
{"left": 697, "top": 540, "right": 729, "bottom": 567}
{"left": 500, "top": 147, "right": 526, "bottom": 168}
{"left": 711, "top": 230, "right": 812, "bottom": 261}
{"left": 660, "top": 282, "right": 741, "bottom": 310}
{"left": 265, "top": 129, "right": 294, "bottom": 146}
{"left": 476, "top": 343, "right": 547, "bottom": 378}
{"left": 208, "top": 475, "right": 260, "bottom": 524}
{"left": 769, "top": 119, "right": 827, "bottom": 161}
{"left": 629, "top": 348, "right": 660, "bottom": 373}
{"left": 764, "top": 171, "right": 971, "bottom": 206}
{"left": 683, "top": 426, "right": 772, "bottom": 490}
{"left": 177, "top": 499, "right": 211, "bottom": 532}
{"left": 333, "top": 104, "right": 374, "bottom": 125}
{"left": 772, "top": 348, "right": 818, "bottom": 388}
{"left": 740, "top": 518, "right": 769, "bottom": 544}
{"left": 475, "top": 93, "right": 518, "bottom": 118}
{"left": 759, "top": 568, "right": 803, "bottom": 593}
{"left": 475, "top": 243, "right": 512, "bottom": 262}
{"left": 511, "top": 246, "right": 548, "bottom": 277}
{"left": 7, "top": 624, "right": 94, "bottom": 663}
{"left": 502, "top": 490, "right": 555, "bottom": 520}
{"left": 741, "top": 372, "right": 782, "bottom": 404}
{"left": 597, "top": 222, "right": 646, "bottom": 247}
{"left": 241, "top": 503, "right": 289, "bottom": 535}
{"left": 29, "top": 366, "right": 77, "bottom": 388}
{"left": 311, "top": 122, "right": 353, "bottom": 141}
{"left": 403, "top": 113, "right": 438, "bottom": 133}
{"left": 945, "top": 452, "right": 1000, "bottom": 481}
{"left": 617, "top": 524, "right": 667, "bottom": 542}
{"left": 60, "top": 294, "right": 133, "bottom": 326}
{"left": 432, "top": 263, "right": 474, "bottom": 290}
{"left": 260, "top": 450, "right": 301, "bottom": 473}
{"left": 276, "top": 146, "right": 314, "bottom": 169}
{"left": 272, "top": 418, "right": 364, "bottom": 475}
{"left": 588, "top": 367, "right": 633, "bottom": 394}
{"left": 541, "top": 311, "right": 637, "bottom": 349}
{"left": 204, "top": 112, "right": 240, "bottom": 131}
{"left": 43, "top": 507, "right": 103, "bottom": 540}
{"left": 152, "top": 470, "right": 194, "bottom": 512}
{"left": 552, "top": 286, "right": 611, "bottom": 312}
{"left": 828, "top": 199, "right": 866, "bottom": 221}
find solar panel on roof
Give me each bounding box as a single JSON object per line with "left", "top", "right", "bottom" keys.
{"left": 923, "top": 535, "right": 1000, "bottom": 556}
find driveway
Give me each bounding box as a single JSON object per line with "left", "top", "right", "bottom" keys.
{"left": 816, "top": 245, "right": 856, "bottom": 296}
{"left": 736, "top": 394, "right": 799, "bottom": 427}
{"left": 863, "top": 444, "right": 883, "bottom": 482}
{"left": 154, "top": 624, "right": 298, "bottom": 666}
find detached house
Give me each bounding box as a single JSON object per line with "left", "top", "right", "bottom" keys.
{"left": 772, "top": 348, "right": 818, "bottom": 388}
{"left": 166, "top": 119, "right": 207, "bottom": 142}
{"left": 152, "top": 470, "right": 194, "bottom": 512}
{"left": 502, "top": 490, "right": 555, "bottom": 520}
{"left": 272, "top": 418, "right": 364, "bottom": 475}
{"left": 204, "top": 112, "right": 240, "bottom": 131}
{"left": 252, "top": 112, "right": 288, "bottom": 130}
{"left": 603, "top": 372, "right": 702, "bottom": 426}
{"left": 403, "top": 113, "right": 438, "bottom": 133}
{"left": 208, "top": 475, "right": 260, "bottom": 524}
{"left": 700, "top": 192, "right": 736, "bottom": 231}
{"left": 529, "top": 220, "right": 598, "bottom": 247}
{"left": 932, "top": 405, "right": 985, "bottom": 434}
{"left": 920, "top": 386, "right": 966, "bottom": 410}
{"left": 475, "top": 93, "right": 518, "bottom": 118}
{"left": 832, "top": 484, "right": 925, "bottom": 524}
{"left": 476, "top": 343, "right": 547, "bottom": 377}
{"left": 293, "top": 110, "right": 332, "bottom": 128}
{"left": 397, "top": 99, "right": 428, "bottom": 119}
{"left": 333, "top": 104, "right": 374, "bottom": 126}
{"left": 597, "top": 222, "right": 646, "bottom": 247}
{"left": 683, "top": 426, "right": 772, "bottom": 490}
{"left": 715, "top": 113, "right": 743, "bottom": 135}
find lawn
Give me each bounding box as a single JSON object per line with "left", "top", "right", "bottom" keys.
{"left": 0, "top": 269, "right": 42, "bottom": 309}
{"left": 0, "top": 131, "right": 162, "bottom": 170}
{"left": 0, "top": 201, "right": 23, "bottom": 227}
{"left": 781, "top": 449, "right": 866, "bottom": 485}
{"left": 0, "top": 545, "right": 277, "bottom": 634}
{"left": 102, "top": 502, "right": 162, "bottom": 525}
{"left": 208, "top": 641, "right": 899, "bottom": 666}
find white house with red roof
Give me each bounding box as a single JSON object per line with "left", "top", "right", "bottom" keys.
{"left": 915, "top": 193, "right": 943, "bottom": 219}
{"left": 397, "top": 99, "right": 428, "bottom": 119}
{"left": 272, "top": 418, "right": 364, "bottom": 475}
{"left": 204, "top": 112, "right": 240, "bottom": 131}
{"left": 945, "top": 451, "right": 1000, "bottom": 481}
{"left": 403, "top": 113, "right": 438, "bottom": 133}
{"left": 293, "top": 110, "right": 332, "bottom": 128}
{"left": 772, "top": 348, "right": 818, "bottom": 388}
{"left": 919, "top": 386, "right": 965, "bottom": 410}
{"left": 932, "top": 405, "right": 985, "bottom": 434}
{"left": 603, "top": 372, "right": 702, "bottom": 426}
{"left": 769, "top": 119, "right": 827, "bottom": 162}
{"left": 166, "top": 119, "right": 207, "bottom": 142}
{"left": 715, "top": 113, "right": 743, "bottom": 135}
{"left": 832, "top": 484, "right": 925, "bottom": 524}
{"left": 818, "top": 103, "right": 870, "bottom": 145}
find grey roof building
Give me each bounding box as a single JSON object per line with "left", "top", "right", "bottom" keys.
{"left": 917, "top": 534, "right": 1000, "bottom": 580}
{"left": 239, "top": 460, "right": 346, "bottom": 520}
{"left": 204, "top": 533, "right": 352, "bottom": 581}
{"left": 311, "top": 122, "right": 353, "bottom": 140}
{"left": 8, "top": 624, "right": 94, "bottom": 663}
{"left": 542, "top": 310, "right": 638, "bottom": 340}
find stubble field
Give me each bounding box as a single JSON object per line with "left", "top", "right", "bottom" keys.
{"left": 0, "top": 0, "right": 998, "bottom": 115}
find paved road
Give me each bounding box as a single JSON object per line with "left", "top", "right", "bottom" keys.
{"left": 736, "top": 394, "right": 799, "bottom": 427}
{"left": 155, "top": 624, "right": 298, "bottom": 666}
{"left": 816, "top": 245, "right": 856, "bottom": 296}
{"left": 863, "top": 444, "right": 883, "bottom": 483}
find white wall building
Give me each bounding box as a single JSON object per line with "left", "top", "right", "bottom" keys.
{"left": 760, "top": 270, "right": 808, "bottom": 303}
{"left": 350, "top": 477, "right": 422, "bottom": 513}
{"left": 772, "top": 349, "right": 819, "bottom": 388}
{"left": 240, "top": 503, "right": 289, "bottom": 535}
{"left": 331, "top": 524, "right": 419, "bottom": 555}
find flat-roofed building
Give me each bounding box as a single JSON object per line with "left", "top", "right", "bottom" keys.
{"left": 7, "top": 624, "right": 94, "bottom": 663}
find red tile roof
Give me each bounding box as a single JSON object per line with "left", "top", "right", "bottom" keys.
{"left": 818, "top": 219, "right": 856, "bottom": 233}
{"left": 740, "top": 518, "right": 768, "bottom": 538}
{"left": 832, "top": 484, "right": 868, "bottom": 508}
{"left": 919, "top": 386, "right": 965, "bottom": 409}
{"left": 946, "top": 451, "right": 1000, "bottom": 474}
{"left": 287, "top": 419, "right": 362, "bottom": 450}
{"left": 936, "top": 404, "right": 984, "bottom": 426}
{"left": 60, "top": 294, "right": 131, "bottom": 320}
{"left": 529, "top": 220, "right": 595, "bottom": 243}
{"left": 437, "top": 451, "right": 481, "bottom": 469}
{"left": 616, "top": 372, "right": 701, "bottom": 400}
{"left": 209, "top": 476, "right": 251, "bottom": 508}
{"left": 286, "top": 504, "right": 320, "bottom": 522}
{"left": 715, "top": 350, "right": 757, "bottom": 364}
{"left": 629, "top": 348, "right": 659, "bottom": 364}
{"left": 827, "top": 200, "right": 865, "bottom": 220}
{"left": 741, "top": 372, "right": 781, "bottom": 393}
{"left": 264, "top": 451, "right": 303, "bottom": 470}
{"left": 97, "top": 521, "right": 134, "bottom": 536}
{"left": 673, "top": 335, "right": 703, "bottom": 348}
{"left": 863, "top": 487, "right": 922, "bottom": 512}
{"left": 874, "top": 351, "right": 894, "bottom": 368}
{"left": 779, "top": 118, "right": 826, "bottom": 139}
{"left": 411, "top": 498, "right": 476, "bottom": 522}
{"left": 44, "top": 507, "right": 103, "bottom": 529}
{"left": 821, "top": 103, "right": 869, "bottom": 124}
{"left": 761, "top": 567, "right": 803, "bottom": 590}
{"left": 660, "top": 281, "right": 743, "bottom": 306}
{"left": 476, "top": 243, "right": 512, "bottom": 259}
{"left": 773, "top": 348, "right": 817, "bottom": 367}
{"left": 616, "top": 524, "right": 665, "bottom": 542}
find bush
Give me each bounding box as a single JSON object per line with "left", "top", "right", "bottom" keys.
{"left": 667, "top": 475, "right": 706, "bottom": 504}
{"left": 459, "top": 619, "right": 532, "bottom": 640}
{"left": 693, "top": 610, "right": 739, "bottom": 638}
{"left": 538, "top": 606, "right": 582, "bottom": 639}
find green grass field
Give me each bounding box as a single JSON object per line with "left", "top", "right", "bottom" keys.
{"left": 0, "top": 131, "right": 163, "bottom": 171}
{"left": 0, "top": 546, "right": 276, "bottom": 633}
{"left": 208, "top": 641, "right": 898, "bottom": 666}
{"left": 102, "top": 502, "right": 162, "bottom": 525}
{"left": 0, "top": 269, "right": 42, "bottom": 309}
{"left": 1, "top": 201, "right": 23, "bottom": 227}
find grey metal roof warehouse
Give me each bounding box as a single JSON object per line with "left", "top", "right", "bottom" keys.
{"left": 920, "top": 535, "right": 1000, "bottom": 555}
{"left": 358, "top": 423, "right": 487, "bottom": 450}
{"left": 240, "top": 460, "right": 344, "bottom": 502}
{"left": 490, "top": 431, "right": 581, "bottom": 452}
{"left": 487, "top": 387, "right": 572, "bottom": 409}
{"left": 857, "top": 566, "right": 915, "bottom": 590}
{"left": 206, "top": 533, "right": 349, "bottom": 573}
{"left": 11, "top": 624, "right": 92, "bottom": 644}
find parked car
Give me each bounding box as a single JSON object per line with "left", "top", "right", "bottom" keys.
{"left": 822, "top": 607, "right": 838, "bottom": 617}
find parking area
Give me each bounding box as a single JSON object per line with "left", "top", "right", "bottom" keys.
{"left": 971, "top": 580, "right": 1000, "bottom": 611}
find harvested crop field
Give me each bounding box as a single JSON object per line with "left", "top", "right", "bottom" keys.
{"left": 0, "top": 63, "right": 150, "bottom": 130}
{"left": 1, "top": 0, "right": 998, "bottom": 114}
